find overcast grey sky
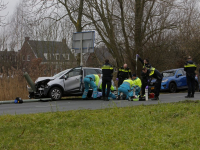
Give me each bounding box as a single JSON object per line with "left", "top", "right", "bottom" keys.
{"left": 2, "top": 0, "right": 21, "bottom": 20}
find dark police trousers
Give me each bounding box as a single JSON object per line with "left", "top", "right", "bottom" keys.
{"left": 118, "top": 78, "right": 126, "bottom": 99}
{"left": 155, "top": 79, "right": 162, "bottom": 97}
{"left": 118, "top": 78, "right": 125, "bottom": 88}
{"left": 187, "top": 76, "right": 195, "bottom": 96}
{"left": 141, "top": 77, "right": 148, "bottom": 96}
{"left": 102, "top": 77, "right": 112, "bottom": 97}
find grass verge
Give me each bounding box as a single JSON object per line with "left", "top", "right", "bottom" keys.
{"left": 1, "top": 100, "right": 200, "bottom": 149}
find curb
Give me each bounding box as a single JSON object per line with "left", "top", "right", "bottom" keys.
{"left": 0, "top": 98, "right": 52, "bottom": 104}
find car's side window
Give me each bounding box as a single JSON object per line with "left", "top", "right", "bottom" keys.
{"left": 177, "top": 70, "right": 183, "bottom": 76}
{"left": 68, "top": 69, "right": 81, "bottom": 78}
{"left": 95, "top": 69, "right": 102, "bottom": 74}
{"left": 181, "top": 69, "right": 186, "bottom": 75}
{"left": 84, "top": 69, "right": 99, "bottom": 77}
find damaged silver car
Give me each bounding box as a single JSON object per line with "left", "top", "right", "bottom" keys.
{"left": 27, "top": 67, "right": 116, "bottom": 100}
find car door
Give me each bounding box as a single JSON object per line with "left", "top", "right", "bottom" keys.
{"left": 175, "top": 69, "right": 186, "bottom": 88}
{"left": 64, "top": 67, "right": 82, "bottom": 93}
{"left": 180, "top": 69, "right": 187, "bottom": 88}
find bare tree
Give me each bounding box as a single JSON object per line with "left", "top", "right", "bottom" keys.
{"left": 25, "top": 0, "right": 87, "bottom": 64}
{"left": 83, "top": 0, "right": 127, "bottom": 68}
{"left": 176, "top": 0, "right": 200, "bottom": 64}
{"left": 0, "top": 0, "right": 8, "bottom": 27}
{"left": 2, "top": 0, "right": 200, "bottom": 73}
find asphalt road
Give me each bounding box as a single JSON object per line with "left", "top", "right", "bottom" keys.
{"left": 1, "top": 92, "right": 200, "bottom": 115}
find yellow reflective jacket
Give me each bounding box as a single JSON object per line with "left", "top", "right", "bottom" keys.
{"left": 123, "top": 79, "right": 134, "bottom": 88}
{"left": 93, "top": 74, "right": 100, "bottom": 86}
{"left": 132, "top": 77, "right": 142, "bottom": 88}
{"left": 149, "top": 67, "right": 156, "bottom": 76}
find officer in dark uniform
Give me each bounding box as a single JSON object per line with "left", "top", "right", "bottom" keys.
{"left": 137, "top": 54, "right": 154, "bottom": 96}
{"left": 101, "top": 59, "right": 113, "bottom": 101}
{"left": 184, "top": 56, "right": 196, "bottom": 98}
{"left": 137, "top": 54, "right": 152, "bottom": 69}
{"left": 116, "top": 64, "right": 132, "bottom": 99}
{"left": 142, "top": 67, "right": 162, "bottom": 100}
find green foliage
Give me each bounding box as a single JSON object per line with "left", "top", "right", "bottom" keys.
{"left": 1, "top": 101, "right": 200, "bottom": 149}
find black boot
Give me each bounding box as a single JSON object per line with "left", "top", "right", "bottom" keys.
{"left": 104, "top": 97, "right": 109, "bottom": 101}
{"left": 117, "top": 95, "right": 121, "bottom": 100}
{"left": 122, "top": 95, "right": 126, "bottom": 100}
{"left": 101, "top": 97, "right": 105, "bottom": 100}
{"left": 151, "top": 97, "right": 159, "bottom": 100}
{"left": 185, "top": 94, "right": 191, "bottom": 98}
{"left": 190, "top": 94, "right": 194, "bottom": 98}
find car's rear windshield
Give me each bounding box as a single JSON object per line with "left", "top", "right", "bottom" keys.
{"left": 162, "top": 71, "right": 176, "bottom": 77}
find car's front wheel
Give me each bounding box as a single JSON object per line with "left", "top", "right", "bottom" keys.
{"left": 169, "top": 82, "right": 177, "bottom": 93}
{"left": 49, "top": 87, "right": 62, "bottom": 100}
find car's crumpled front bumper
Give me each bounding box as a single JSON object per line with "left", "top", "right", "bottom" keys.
{"left": 27, "top": 85, "right": 50, "bottom": 98}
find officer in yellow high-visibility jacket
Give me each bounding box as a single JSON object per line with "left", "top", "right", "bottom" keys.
{"left": 184, "top": 56, "right": 197, "bottom": 98}
{"left": 136, "top": 54, "right": 155, "bottom": 96}
{"left": 142, "top": 67, "right": 162, "bottom": 100}
{"left": 116, "top": 64, "right": 132, "bottom": 100}
{"left": 101, "top": 59, "right": 113, "bottom": 101}
{"left": 99, "top": 83, "right": 116, "bottom": 100}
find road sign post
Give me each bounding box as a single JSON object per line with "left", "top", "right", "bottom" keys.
{"left": 136, "top": 54, "right": 137, "bottom": 73}
{"left": 80, "top": 34, "right": 83, "bottom": 66}
{"left": 72, "top": 31, "right": 95, "bottom": 91}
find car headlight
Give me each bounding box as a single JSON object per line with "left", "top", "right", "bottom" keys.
{"left": 162, "top": 79, "right": 168, "bottom": 83}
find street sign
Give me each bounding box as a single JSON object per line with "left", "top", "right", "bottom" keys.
{"left": 72, "top": 31, "right": 95, "bottom": 66}
{"left": 72, "top": 31, "right": 95, "bottom": 53}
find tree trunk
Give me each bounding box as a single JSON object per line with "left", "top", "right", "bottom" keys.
{"left": 134, "top": 0, "right": 145, "bottom": 76}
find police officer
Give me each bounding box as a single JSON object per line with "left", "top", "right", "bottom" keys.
{"left": 82, "top": 74, "right": 100, "bottom": 100}
{"left": 184, "top": 56, "right": 196, "bottom": 98}
{"left": 116, "top": 64, "right": 132, "bottom": 99}
{"left": 142, "top": 67, "right": 162, "bottom": 100}
{"left": 101, "top": 59, "right": 113, "bottom": 101}
{"left": 137, "top": 54, "right": 152, "bottom": 69}
{"left": 99, "top": 83, "right": 116, "bottom": 100}
{"left": 137, "top": 54, "right": 154, "bottom": 96}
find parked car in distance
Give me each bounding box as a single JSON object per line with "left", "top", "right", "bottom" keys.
{"left": 150, "top": 68, "right": 199, "bottom": 93}
{"left": 27, "top": 67, "right": 116, "bottom": 100}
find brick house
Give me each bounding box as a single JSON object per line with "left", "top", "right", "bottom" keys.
{"left": 85, "top": 47, "right": 116, "bottom": 68}
{"left": 18, "top": 37, "right": 76, "bottom": 73}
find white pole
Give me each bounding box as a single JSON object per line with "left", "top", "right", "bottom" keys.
{"left": 80, "top": 34, "right": 83, "bottom": 66}
{"left": 145, "top": 87, "right": 148, "bottom": 101}
{"left": 87, "top": 43, "right": 90, "bottom": 53}
{"left": 136, "top": 54, "right": 137, "bottom": 73}
{"left": 80, "top": 34, "right": 83, "bottom": 91}
{"left": 133, "top": 88, "right": 135, "bottom": 97}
